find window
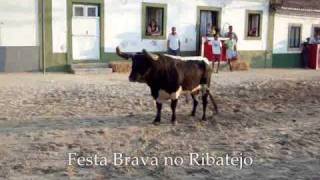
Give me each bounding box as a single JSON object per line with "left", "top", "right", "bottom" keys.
{"left": 146, "top": 7, "right": 163, "bottom": 36}
{"left": 87, "top": 6, "right": 98, "bottom": 17}
{"left": 245, "top": 10, "right": 263, "bottom": 39}
{"left": 288, "top": 25, "right": 302, "bottom": 49}
{"left": 73, "top": 4, "right": 98, "bottom": 17}
{"left": 142, "top": 3, "right": 167, "bottom": 39}
{"left": 74, "top": 5, "right": 84, "bottom": 16}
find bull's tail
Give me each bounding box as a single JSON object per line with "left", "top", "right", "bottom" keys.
{"left": 206, "top": 89, "right": 219, "bottom": 114}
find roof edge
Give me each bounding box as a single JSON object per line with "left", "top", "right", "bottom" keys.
{"left": 281, "top": 6, "right": 320, "bottom": 13}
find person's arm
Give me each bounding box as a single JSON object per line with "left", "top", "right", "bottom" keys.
{"left": 151, "top": 26, "right": 161, "bottom": 35}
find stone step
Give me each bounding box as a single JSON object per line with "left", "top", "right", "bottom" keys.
{"left": 71, "top": 63, "right": 109, "bottom": 69}
{"left": 71, "top": 63, "right": 113, "bottom": 75}
{"left": 72, "top": 67, "right": 113, "bottom": 75}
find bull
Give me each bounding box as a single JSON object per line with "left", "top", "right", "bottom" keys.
{"left": 116, "top": 47, "right": 218, "bottom": 125}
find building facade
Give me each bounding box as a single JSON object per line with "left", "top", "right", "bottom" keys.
{"left": 0, "top": 1, "right": 40, "bottom": 72}
{"left": 0, "top": 0, "right": 319, "bottom": 72}
{"left": 270, "top": 0, "right": 320, "bottom": 67}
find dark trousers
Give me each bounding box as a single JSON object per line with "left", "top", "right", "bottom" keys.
{"left": 302, "top": 50, "right": 309, "bottom": 68}
{"left": 168, "top": 48, "right": 180, "bottom": 56}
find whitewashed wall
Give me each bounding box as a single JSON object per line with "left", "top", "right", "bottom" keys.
{"left": 273, "top": 14, "right": 320, "bottom": 54}
{"left": 51, "top": 0, "right": 269, "bottom": 54}
{"left": 0, "top": 0, "right": 38, "bottom": 46}
{"left": 105, "top": 0, "right": 269, "bottom": 52}
{"left": 221, "top": 0, "right": 269, "bottom": 51}
{"left": 52, "top": 0, "right": 67, "bottom": 53}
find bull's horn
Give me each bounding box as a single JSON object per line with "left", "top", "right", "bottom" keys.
{"left": 116, "top": 46, "right": 132, "bottom": 60}
{"left": 142, "top": 49, "right": 159, "bottom": 61}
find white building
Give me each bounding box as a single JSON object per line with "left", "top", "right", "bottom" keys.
{"left": 271, "top": 0, "right": 320, "bottom": 67}
{"left": 0, "top": 0, "right": 319, "bottom": 72}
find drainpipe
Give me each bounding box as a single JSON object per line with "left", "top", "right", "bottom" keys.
{"left": 42, "top": 0, "right": 46, "bottom": 75}
{"left": 0, "top": 22, "right": 3, "bottom": 44}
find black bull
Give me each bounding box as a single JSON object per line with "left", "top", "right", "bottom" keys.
{"left": 116, "top": 47, "right": 218, "bottom": 125}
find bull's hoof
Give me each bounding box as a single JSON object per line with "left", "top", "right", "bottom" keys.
{"left": 190, "top": 112, "right": 196, "bottom": 117}
{"left": 152, "top": 121, "right": 161, "bottom": 126}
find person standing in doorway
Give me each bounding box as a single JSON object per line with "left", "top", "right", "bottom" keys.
{"left": 167, "top": 27, "right": 181, "bottom": 56}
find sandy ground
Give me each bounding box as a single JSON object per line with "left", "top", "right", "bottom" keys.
{"left": 0, "top": 69, "right": 319, "bottom": 180}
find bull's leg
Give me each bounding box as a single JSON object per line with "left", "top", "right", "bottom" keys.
{"left": 202, "top": 92, "right": 209, "bottom": 121}
{"left": 207, "top": 89, "right": 219, "bottom": 114}
{"left": 171, "top": 99, "right": 178, "bottom": 125}
{"left": 191, "top": 94, "right": 198, "bottom": 116}
{"left": 153, "top": 102, "right": 162, "bottom": 125}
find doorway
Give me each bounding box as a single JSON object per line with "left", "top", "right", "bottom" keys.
{"left": 196, "top": 7, "right": 221, "bottom": 55}
{"left": 72, "top": 4, "right": 100, "bottom": 60}
{"left": 200, "top": 10, "right": 219, "bottom": 37}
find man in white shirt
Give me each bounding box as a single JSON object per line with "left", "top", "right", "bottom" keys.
{"left": 167, "top": 27, "right": 181, "bottom": 56}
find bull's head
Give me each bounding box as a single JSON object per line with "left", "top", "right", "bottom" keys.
{"left": 116, "top": 47, "right": 159, "bottom": 83}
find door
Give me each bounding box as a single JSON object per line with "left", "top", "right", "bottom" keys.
{"left": 72, "top": 4, "right": 100, "bottom": 60}
{"left": 199, "top": 10, "right": 219, "bottom": 38}
{"left": 198, "top": 10, "right": 219, "bottom": 55}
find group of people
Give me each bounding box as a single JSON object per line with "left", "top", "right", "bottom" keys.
{"left": 149, "top": 21, "right": 238, "bottom": 73}
{"left": 208, "top": 26, "right": 238, "bottom": 72}
{"left": 150, "top": 19, "right": 320, "bottom": 71}
{"left": 146, "top": 20, "right": 182, "bottom": 56}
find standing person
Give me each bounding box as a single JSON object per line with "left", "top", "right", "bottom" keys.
{"left": 310, "top": 31, "right": 320, "bottom": 44}
{"left": 225, "top": 25, "right": 238, "bottom": 42}
{"left": 167, "top": 27, "right": 181, "bottom": 56}
{"left": 301, "top": 38, "right": 310, "bottom": 68}
{"left": 209, "top": 34, "right": 222, "bottom": 73}
{"left": 225, "top": 33, "right": 237, "bottom": 71}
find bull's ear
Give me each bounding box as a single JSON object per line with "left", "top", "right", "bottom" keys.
{"left": 142, "top": 49, "right": 159, "bottom": 61}
{"left": 116, "top": 46, "right": 132, "bottom": 60}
